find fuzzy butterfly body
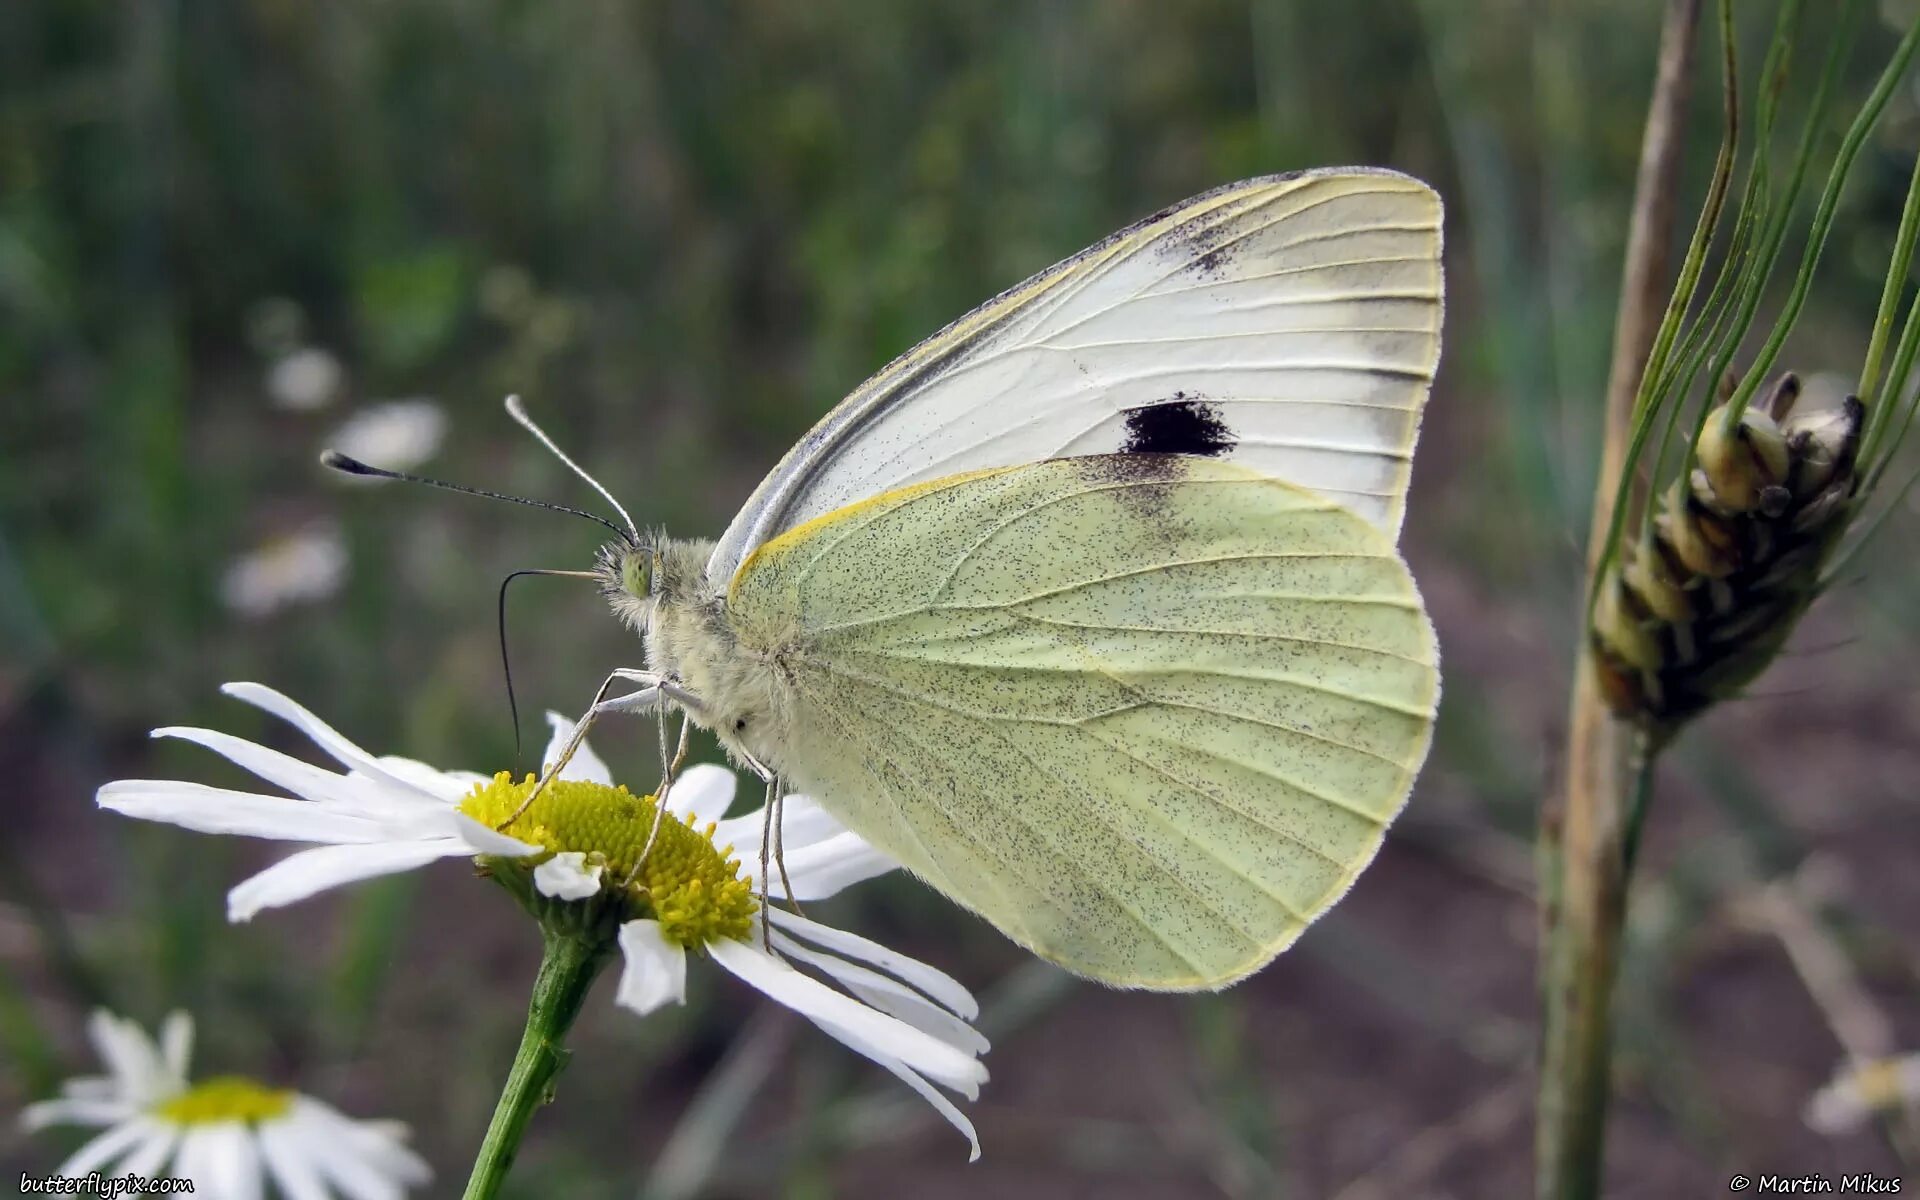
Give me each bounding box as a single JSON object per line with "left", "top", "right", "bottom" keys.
{"left": 602, "top": 168, "right": 1445, "bottom": 990}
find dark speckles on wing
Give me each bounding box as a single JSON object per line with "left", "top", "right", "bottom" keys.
{"left": 1120, "top": 395, "right": 1237, "bottom": 458}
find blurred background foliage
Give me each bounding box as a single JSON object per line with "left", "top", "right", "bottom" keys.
{"left": 4, "top": 2, "right": 1919, "bottom": 1196}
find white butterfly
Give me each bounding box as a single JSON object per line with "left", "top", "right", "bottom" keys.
{"left": 338, "top": 168, "right": 1445, "bottom": 989}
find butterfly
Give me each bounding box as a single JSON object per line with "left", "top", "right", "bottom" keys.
{"left": 342, "top": 168, "right": 1444, "bottom": 990}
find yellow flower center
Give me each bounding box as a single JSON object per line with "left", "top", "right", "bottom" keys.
{"left": 458, "top": 773, "right": 758, "bottom": 947}
{"left": 153, "top": 1076, "right": 293, "bottom": 1125}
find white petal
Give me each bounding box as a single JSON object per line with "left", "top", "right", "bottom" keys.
{"left": 369, "top": 755, "right": 473, "bottom": 803}
{"left": 221, "top": 682, "right": 442, "bottom": 801}
{"left": 614, "top": 921, "right": 688, "bottom": 1016}
{"left": 709, "top": 939, "right": 984, "bottom": 1096}
{"left": 293, "top": 1099, "right": 431, "bottom": 1187}
{"left": 56, "top": 1076, "right": 120, "bottom": 1102}
{"left": 116, "top": 1120, "right": 182, "bottom": 1179}
{"left": 542, "top": 713, "right": 612, "bottom": 785}
{"left": 20, "top": 1097, "right": 134, "bottom": 1130}
{"left": 771, "top": 932, "right": 989, "bottom": 1056}
{"left": 761, "top": 832, "right": 898, "bottom": 902}
{"left": 451, "top": 812, "right": 542, "bottom": 858}
{"left": 228, "top": 840, "right": 470, "bottom": 921}
{"left": 190, "top": 1122, "right": 263, "bottom": 1200}
{"left": 98, "top": 781, "right": 401, "bottom": 844}
{"left": 663, "top": 764, "right": 735, "bottom": 825}
{"left": 533, "top": 852, "right": 603, "bottom": 900}
{"left": 766, "top": 907, "right": 978, "bottom": 1020}
{"left": 258, "top": 1116, "right": 335, "bottom": 1200}
{"left": 87, "top": 1010, "right": 171, "bottom": 1104}
{"left": 812, "top": 1016, "right": 981, "bottom": 1162}
{"left": 57, "top": 1118, "right": 153, "bottom": 1177}
{"left": 713, "top": 793, "right": 844, "bottom": 859}
{"left": 300, "top": 1113, "right": 414, "bottom": 1200}
{"left": 150, "top": 726, "right": 372, "bottom": 809}
{"left": 159, "top": 1011, "right": 195, "bottom": 1082}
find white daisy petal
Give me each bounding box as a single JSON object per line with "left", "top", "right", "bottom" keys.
{"left": 192, "top": 1122, "right": 264, "bottom": 1200}
{"left": 172, "top": 1126, "right": 218, "bottom": 1189}
{"left": 542, "top": 713, "right": 612, "bottom": 785}
{"left": 57, "top": 1118, "right": 154, "bottom": 1177}
{"left": 663, "top": 764, "right": 735, "bottom": 825}
{"left": 767, "top": 794, "right": 848, "bottom": 846}
{"left": 20, "top": 1097, "right": 134, "bottom": 1131}
{"left": 307, "top": 1118, "right": 410, "bottom": 1200}
{"left": 766, "top": 907, "right": 978, "bottom": 1020}
{"left": 533, "top": 851, "right": 604, "bottom": 900}
{"left": 88, "top": 1011, "right": 170, "bottom": 1104}
{"left": 55, "top": 1076, "right": 120, "bottom": 1103}
{"left": 708, "top": 939, "right": 983, "bottom": 1096}
{"left": 615, "top": 920, "right": 689, "bottom": 1016}
{"left": 150, "top": 726, "right": 376, "bottom": 810}
{"left": 294, "top": 1099, "right": 432, "bottom": 1187}
{"left": 221, "top": 682, "right": 438, "bottom": 800}
{"left": 227, "top": 840, "right": 472, "bottom": 922}
{"left": 159, "top": 1011, "right": 194, "bottom": 1083}
{"left": 763, "top": 833, "right": 899, "bottom": 902}
{"left": 713, "top": 793, "right": 844, "bottom": 859}
{"left": 367, "top": 755, "right": 474, "bottom": 804}
{"left": 812, "top": 1016, "right": 982, "bottom": 1162}
{"left": 116, "top": 1119, "right": 182, "bottom": 1179}
{"left": 258, "top": 1117, "right": 334, "bottom": 1200}
{"left": 98, "top": 781, "right": 399, "bottom": 844}
{"left": 771, "top": 932, "right": 989, "bottom": 1056}
{"left": 451, "top": 812, "right": 543, "bottom": 858}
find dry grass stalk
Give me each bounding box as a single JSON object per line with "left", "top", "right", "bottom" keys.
{"left": 1537, "top": 2, "right": 1702, "bottom": 1197}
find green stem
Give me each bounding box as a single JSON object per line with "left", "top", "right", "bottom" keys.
{"left": 463, "top": 930, "right": 614, "bottom": 1200}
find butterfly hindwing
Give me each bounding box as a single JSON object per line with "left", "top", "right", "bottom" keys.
{"left": 726, "top": 454, "right": 1438, "bottom": 989}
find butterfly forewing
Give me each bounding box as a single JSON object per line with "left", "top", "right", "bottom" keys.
{"left": 705, "top": 169, "right": 1444, "bottom": 588}
{"left": 726, "top": 455, "right": 1438, "bottom": 989}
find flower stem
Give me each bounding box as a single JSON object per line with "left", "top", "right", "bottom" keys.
{"left": 463, "top": 929, "right": 613, "bottom": 1200}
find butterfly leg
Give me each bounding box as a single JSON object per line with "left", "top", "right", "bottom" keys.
{"left": 495, "top": 667, "right": 703, "bottom": 830}
{"left": 771, "top": 787, "right": 805, "bottom": 921}
{"left": 625, "top": 713, "right": 694, "bottom": 888}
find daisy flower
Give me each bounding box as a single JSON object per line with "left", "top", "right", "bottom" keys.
{"left": 322, "top": 400, "right": 447, "bottom": 476}
{"left": 98, "top": 683, "right": 990, "bottom": 1157}
{"left": 22, "top": 1009, "right": 430, "bottom": 1198}
{"left": 1805, "top": 1051, "right": 1920, "bottom": 1136}
{"left": 220, "top": 522, "right": 349, "bottom": 619}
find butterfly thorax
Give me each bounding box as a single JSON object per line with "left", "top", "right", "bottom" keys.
{"left": 613, "top": 536, "right": 796, "bottom": 771}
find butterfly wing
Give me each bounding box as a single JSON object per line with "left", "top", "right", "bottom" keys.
{"left": 727, "top": 455, "right": 1437, "bottom": 989}
{"left": 707, "top": 168, "right": 1444, "bottom": 588}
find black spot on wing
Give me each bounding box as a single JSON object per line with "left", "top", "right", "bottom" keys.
{"left": 1120, "top": 394, "right": 1237, "bottom": 458}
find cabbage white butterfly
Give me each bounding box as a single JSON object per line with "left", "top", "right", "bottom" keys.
{"left": 340, "top": 169, "right": 1444, "bottom": 990}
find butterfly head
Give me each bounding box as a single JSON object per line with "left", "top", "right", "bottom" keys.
{"left": 596, "top": 537, "right": 658, "bottom": 632}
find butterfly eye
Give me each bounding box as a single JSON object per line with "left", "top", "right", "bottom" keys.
{"left": 621, "top": 550, "right": 653, "bottom": 598}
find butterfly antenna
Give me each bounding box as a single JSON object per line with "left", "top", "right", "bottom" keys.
{"left": 498, "top": 568, "right": 599, "bottom": 767}
{"left": 505, "top": 395, "right": 641, "bottom": 544}
{"left": 320, "top": 451, "right": 632, "bottom": 543}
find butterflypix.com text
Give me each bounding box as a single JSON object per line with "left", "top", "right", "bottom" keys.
{"left": 19, "top": 1174, "right": 194, "bottom": 1197}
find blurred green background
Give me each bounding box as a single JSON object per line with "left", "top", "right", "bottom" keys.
{"left": 5, "top": 2, "right": 1920, "bottom": 1196}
